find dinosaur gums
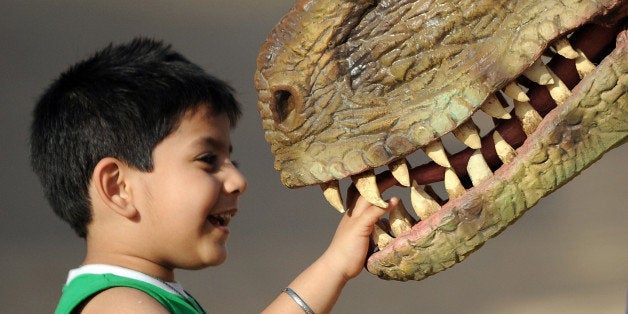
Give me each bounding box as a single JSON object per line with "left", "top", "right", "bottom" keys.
{"left": 254, "top": 0, "right": 626, "bottom": 281}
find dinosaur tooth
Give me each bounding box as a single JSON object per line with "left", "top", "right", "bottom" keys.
{"left": 480, "top": 94, "right": 511, "bottom": 119}
{"left": 493, "top": 131, "right": 516, "bottom": 164}
{"left": 352, "top": 170, "right": 388, "bottom": 208}
{"left": 320, "top": 180, "right": 345, "bottom": 213}
{"left": 423, "top": 140, "right": 451, "bottom": 167}
{"left": 410, "top": 180, "right": 441, "bottom": 220}
{"left": 452, "top": 120, "right": 482, "bottom": 149}
{"left": 389, "top": 158, "right": 410, "bottom": 187}
{"left": 389, "top": 201, "right": 416, "bottom": 237}
{"left": 514, "top": 100, "right": 543, "bottom": 136}
{"left": 547, "top": 70, "right": 572, "bottom": 106}
{"left": 502, "top": 82, "right": 530, "bottom": 102}
{"left": 372, "top": 220, "right": 393, "bottom": 249}
{"left": 523, "top": 59, "right": 555, "bottom": 85}
{"left": 575, "top": 49, "right": 596, "bottom": 79}
{"left": 552, "top": 38, "right": 579, "bottom": 59}
{"left": 444, "top": 168, "right": 466, "bottom": 200}
{"left": 467, "top": 150, "right": 493, "bottom": 186}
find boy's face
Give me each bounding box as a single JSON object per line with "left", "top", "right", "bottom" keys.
{"left": 130, "top": 105, "right": 247, "bottom": 269}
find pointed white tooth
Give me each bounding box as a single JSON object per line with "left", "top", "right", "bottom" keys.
{"left": 553, "top": 38, "right": 579, "bottom": 59}
{"left": 523, "top": 59, "right": 555, "bottom": 85}
{"left": 502, "top": 82, "right": 530, "bottom": 102}
{"left": 389, "top": 201, "right": 416, "bottom": 237}
{"left": 320, "top": 180, "right": 345, "bottom": 213}
{"left": 467, "top": 150, "right": 493, "bottom": 187}
{"left": 389, "top": 158, "right": 410, "bottom": 187}
{"left": 575, "top": 49, "right": 596, "bottom": 79}
{"left": 452, "top": 120, "right": 482, "bottom": 149}
{"left": 352, "top": 170, "right": 388, "bottom": 208}
{"left": 423, "top": 140, "right": 450, "bottom": 167}
{"left": 372, "top": 220, "right": 394, "bottom": 249}
{"left": 493, "top": 131, "right": 516, "bottom": 164}
{"left": 546, "top": 69, "right": 572, "bottom": 106}
{"left": 514, "top": 100, "right": 543, "bottom": 136}
{"left": 444, "top": 168, "right": 466, "bottom": 200}
{"left": 480, "top": 94, "right": 511, "bottom": 119}
{"left": 410, "top": 181, "right": 441, "bottom": 219}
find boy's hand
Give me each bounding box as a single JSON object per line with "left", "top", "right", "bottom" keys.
{"left": 321, "top": 196, "right": 400, "bottom": 282}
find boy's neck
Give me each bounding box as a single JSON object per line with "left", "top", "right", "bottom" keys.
{"left": 83, "top": 251, "right": 175, "bottom": 282}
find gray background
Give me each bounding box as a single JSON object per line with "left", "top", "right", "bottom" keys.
{"left": 2, "top": 1, "right": 626, "bottom": 313}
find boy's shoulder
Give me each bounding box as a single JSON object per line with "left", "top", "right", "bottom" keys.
{"left": 78, "top": 286, "right": 168, "bottom": 313}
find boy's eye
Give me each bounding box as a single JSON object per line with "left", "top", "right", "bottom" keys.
{"left": 197, "top": 153, "right": 218, "bottom": 168}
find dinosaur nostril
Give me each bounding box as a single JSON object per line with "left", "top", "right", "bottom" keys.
{"left": 273, "top": 89, "right": 295, "bottom": 123}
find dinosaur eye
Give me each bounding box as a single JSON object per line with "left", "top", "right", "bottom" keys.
{"left": 272, "top": 89, "right": 294, "bottom": 123}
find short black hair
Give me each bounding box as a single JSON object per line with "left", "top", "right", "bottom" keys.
{"left": 30, "top": 37, "right": 241, "bottom": 238}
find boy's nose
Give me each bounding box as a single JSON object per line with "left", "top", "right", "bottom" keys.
{"left": 224, "top": 165, "right": 247, "bottom": 195}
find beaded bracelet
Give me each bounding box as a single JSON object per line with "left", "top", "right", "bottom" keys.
{"left": 282, "top": 287, "right": 315, "bottom": 314}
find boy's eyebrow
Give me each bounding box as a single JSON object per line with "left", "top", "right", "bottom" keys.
{"left": 192, "top": 136, "right": 233, "bottom": 154}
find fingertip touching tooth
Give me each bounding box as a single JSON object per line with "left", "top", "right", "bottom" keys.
{"left": 553, "top": 38, "right": 579, "bottom": 59}
{"left": 444, "top": 168, "right": 466, "bottom": 200}
{"left": 575, "top": 49, "right": 596, "bottom": 79}
{"left": 493, "top": 131, "right": 516, "bottom": 164}
{"left": 320, "top": 180, "right": 345, "bottom": 213}
{"left": 389, "top": 200, "right": 416, "bottom": 237}
{"left": 352, "top": 170, "right": 388, "bottom": 208}
{"left": 410, "top": 180, "right": 441, "bottom": 220}
{"left": 547, "top": 69, "right": 572, "bottom": 106}
{"left": 372, "top": 220, "right": 393, "bottom": 249}
{"left": 523, "top": 59, "right": 555, "bottom": 85}
{"left": 503, "top": 82, "right": 530, "bottom": 102}
{"left": 389, "top": 158, "right": 411, "bottom": 187}
{"left": 452, "top": 120, "right": 482, "bottom": 149}
{"left": 423, "top": 140, "right": 451, "bottom": 167}
{"left": 467, "top": 150, "right": 493, "bottom": 186}
{"left": 514, "top": 100, "right": 542, "bottom": 136}
{"left": 480, "top": 94, "right": 511, "bottom": 119}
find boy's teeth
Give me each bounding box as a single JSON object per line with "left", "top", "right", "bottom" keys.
{"left": 209, "top": 213, "right": 233, "bottom": 226}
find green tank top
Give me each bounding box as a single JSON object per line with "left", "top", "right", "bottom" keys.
{"left": 55, "top": 265, "right": 206, "bottom": 314}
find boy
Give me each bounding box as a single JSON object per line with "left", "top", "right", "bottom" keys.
{"left": 30, "top": 38, "right": 398, "bottom": 313}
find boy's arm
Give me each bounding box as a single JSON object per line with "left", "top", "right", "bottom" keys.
{"left": 262, "top": 197, "right": 399, "bottom": 314}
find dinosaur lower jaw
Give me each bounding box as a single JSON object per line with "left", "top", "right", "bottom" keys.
{"left": 355, "top": 24, "right": 626, "bottom": 281}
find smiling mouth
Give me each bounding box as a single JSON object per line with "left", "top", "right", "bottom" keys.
{"left": 208, "top": 210, "right": 236, "bottom": 227}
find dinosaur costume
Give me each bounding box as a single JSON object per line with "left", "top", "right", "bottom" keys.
{"left": 255, "top": 0, "right": 626, "bottom": 281}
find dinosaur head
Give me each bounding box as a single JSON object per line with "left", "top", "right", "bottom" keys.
{"left": 255, "top": 0, "right": 627, "bottom": 281}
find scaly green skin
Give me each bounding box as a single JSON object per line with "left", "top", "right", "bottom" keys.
{"left": 255, "top": 0, "right": 627, "bottom": 281}
{"left": 367, "top": 40, "right": 627, "bottom": 280}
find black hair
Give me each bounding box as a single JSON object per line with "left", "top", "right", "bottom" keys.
{"left": 30, "top": 37, "right": 241, "bottom": 238}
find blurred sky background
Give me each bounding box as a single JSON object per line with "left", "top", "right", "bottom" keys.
{"left": 1, "top": 1, "right": 626, "bottom": 313}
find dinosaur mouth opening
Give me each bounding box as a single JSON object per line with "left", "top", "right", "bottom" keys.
{"left": 325, "top": 21, "right": 624, "bottom": 252}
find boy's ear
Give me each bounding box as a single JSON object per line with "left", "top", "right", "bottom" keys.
{"left": 92, "top": 157, "right": 138, "bottom": 219}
